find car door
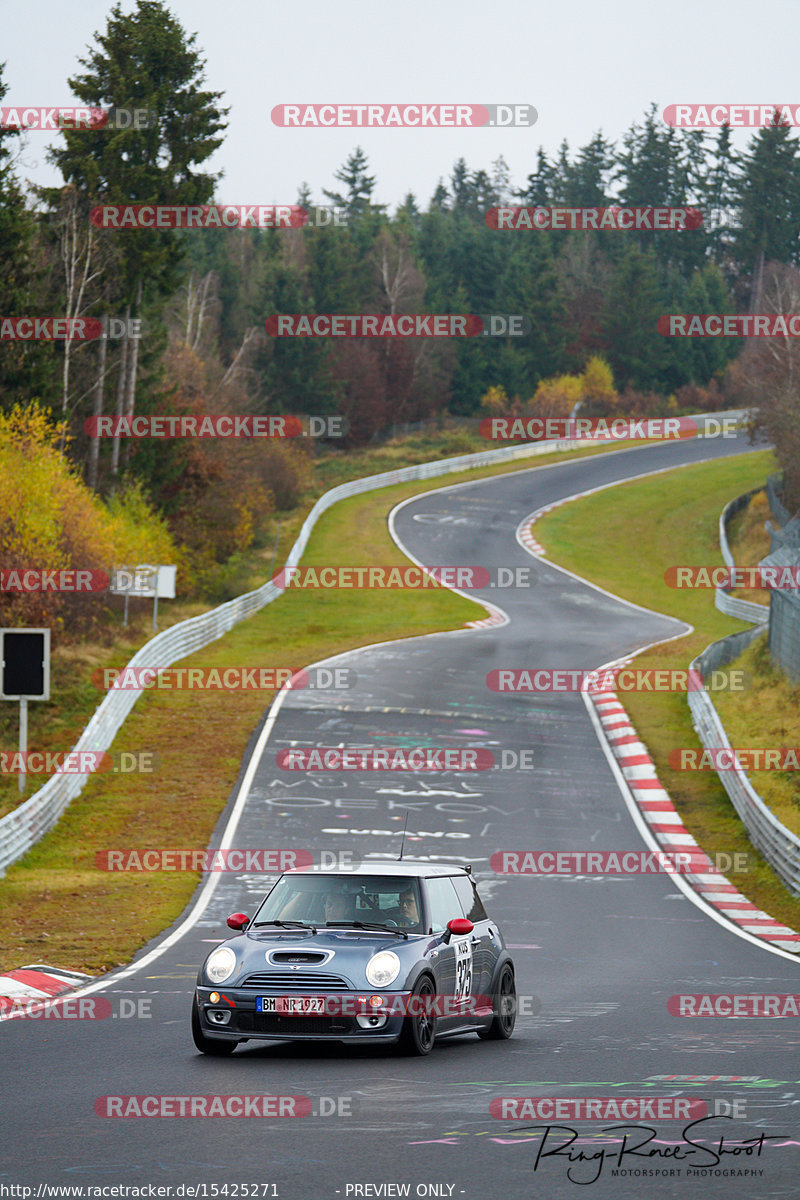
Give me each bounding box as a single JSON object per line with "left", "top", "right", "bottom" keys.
{"left": 423, "top": 875, "right": 473, "bottom": 1027}
{"left": 450, "top": 873, "right": 497, "bottom": 1006}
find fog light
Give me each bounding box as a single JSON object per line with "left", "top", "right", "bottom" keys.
{"left": 356, "top": 1012, "right": 388, "bottom": 1029}
{"left": 208, "top": 1009, "right": 231, "bottom": 1025}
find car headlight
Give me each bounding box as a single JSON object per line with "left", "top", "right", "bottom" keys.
{"left": 365, "top": 950, "right": 400, "bottom": 987}
{"left": 205, "top": 947, "right": 237, "bottom": 984}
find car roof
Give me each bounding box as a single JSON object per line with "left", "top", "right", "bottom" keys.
{"left": 282, "top": 859, "right": 471, "bottom": 879}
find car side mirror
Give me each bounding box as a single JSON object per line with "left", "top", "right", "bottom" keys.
{"left": 226, "top": 912, "right": 249, "bottom": 931}
{"left": 442, "top": 916, "right": 473, "bottom": 942}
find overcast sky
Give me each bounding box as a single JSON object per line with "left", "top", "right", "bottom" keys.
{"left": 4, "top": 0, "right": 800, "bottom": 209}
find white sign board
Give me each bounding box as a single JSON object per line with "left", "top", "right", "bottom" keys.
{"left": 110, "top": 565, "right": 176, "bottom": 598}
{"left": 154, "top": 565, "right": 176, "bottom": 599}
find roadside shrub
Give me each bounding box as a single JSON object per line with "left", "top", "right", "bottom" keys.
{"left": 0, "top": 404, "right": 180, "bottom": 641}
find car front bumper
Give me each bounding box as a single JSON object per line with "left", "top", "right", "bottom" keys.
{"left": 195, "top": 986, "right": 411, "bottom": 1043}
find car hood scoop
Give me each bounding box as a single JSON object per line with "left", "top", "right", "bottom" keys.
{"left": 269, "top": 951, "right": 328, "bottom": 965}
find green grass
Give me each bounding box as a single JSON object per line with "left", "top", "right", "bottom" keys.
{"left": 535, "top": 449, "right": 800, "bottom": 934}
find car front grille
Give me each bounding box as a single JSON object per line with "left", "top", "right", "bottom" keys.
{"left": 236, "top": 1012, "right": 355, "bottom": 1036}
{"left": 241, "top": 971, "right": 351, "bottom": 990}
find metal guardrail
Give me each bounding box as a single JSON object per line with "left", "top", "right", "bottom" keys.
{"left": 714, "top": 588, "right": 769, "bottom": 623}
{"left": 690, "top": 486, "right": 800, "bottom": 897}
{"left": 716, "top": 488, "right": 770, "bottom": 624}
{"left": 0, "top": 430, "right": 594, "bottom": 876}
{"left": 689, "top": 632, "right": 800, "bottom": 896}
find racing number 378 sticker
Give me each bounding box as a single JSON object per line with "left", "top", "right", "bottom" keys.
{"left": 454, "top": 939, "right": 473, "bottom": 1003}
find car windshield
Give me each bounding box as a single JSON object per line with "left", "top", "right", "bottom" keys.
{"left": 252, "top": 874, "right": 424, "bottom": 933}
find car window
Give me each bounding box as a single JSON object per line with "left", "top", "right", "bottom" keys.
{"left": 425, "top": 876, "right": 462, "bottom": 933}
{"left": 251, "top": 875, "right": 423, "bottom": 931}
{"left": 450, "top": 874, "right": 488, "bottom": 922}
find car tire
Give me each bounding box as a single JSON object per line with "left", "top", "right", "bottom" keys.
{"left": 191, "top": 1003, "right": 237, "bottom": 1056}
{"left": 477, "top": 964, "right": 516, "bottom": 1040}
{"left": 398, "top": 974, "right": 437, "bottom": 1056}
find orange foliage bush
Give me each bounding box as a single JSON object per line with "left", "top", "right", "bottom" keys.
{"left": 0, "top": 404, "right": 179, "bottom": 641}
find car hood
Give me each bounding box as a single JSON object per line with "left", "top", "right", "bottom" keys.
{"left": 199, "top": 927, "right": 436, "bottom": 990}
{"left": 240, "top": 927, "right": 426, "bottom": 952}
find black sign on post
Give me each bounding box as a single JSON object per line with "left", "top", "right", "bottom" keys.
{"left": 1, "top": 628, "right": 50, "bottom": 795}
{"left": 1, "top": 629, "right": 50, "bottom": 699}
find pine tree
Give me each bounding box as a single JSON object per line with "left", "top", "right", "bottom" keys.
{"left": 553, "top": 139, "right": 571, "bottom": 203}
{"left": 684, "top": 262, "right": 738, "bottom": 383}
{"left": 450, "top": 158, "right": 479, "bottom": 216}
{"left": 496, "top": 237, "right": 570, "bottom": 388}
{"left": 257, "top": 249, "right": 334, "bottom": 414}
{"left": 616, "top": 104, "right": 705, "bottom": 274}
{"left": 0, "top": 63, "right": 56, "bottom": 412}
{"left": 670, "top": 128, "right": 711, "bottom": 275}
{"left": 307, "top": 226, "right": 365, "bottom": 311}
{"left": 733, "top": 114, "right": 800, "bottom": 307}
{"left": 397, "top": 192, "right": 420, "bottom": 221}
{"left": 472, "top": 169, "right": 498, "bottom": 215}
{"left": 616, "top": 104, "right": 680, "bottom": 205}
{"left": 323, "top": 147, "right": 384, "bottom": 220}
{"left": 565, "top": 132, "right": 613, "bottom": 207}
{"left": 701, "top": 125, "right": 738, "bottom": 267}
{"left": 601, "top": 246, "right": 668, "bottom": 390}
{"left": 48, "top": 0, "right": 228, "bottom": 304}
{"left": 44, "top": 0, "right": 228, "bottom": 483}
{"left": 490, "top": 155, "right": 512, "bottom": 205}
{"left": 518, "top": 148, "right": 556, "bottom": 204}
{"left": 429, "top": 180, "right": 450, "bottom": 211}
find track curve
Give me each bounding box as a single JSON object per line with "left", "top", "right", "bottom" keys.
{"left": 2, "top": 433, "right": 797, "bottom": 1199}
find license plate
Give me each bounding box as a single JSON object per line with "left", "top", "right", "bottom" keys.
{"left": 257, "top": 996, "right": 325, "bottom": 1014}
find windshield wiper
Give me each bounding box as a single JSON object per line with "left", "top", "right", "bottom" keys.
{"left": 252, "top": 919, "right": 317, "bottom": 932}
{"left": 325, "top": 920, "right": 408, "bottom": 939}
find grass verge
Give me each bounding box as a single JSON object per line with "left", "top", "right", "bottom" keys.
{"left": 712, "top": 488, "right": 800, "bottom": 836}
{"left": 534, "top": 449, "right": 800, "bottom": 933}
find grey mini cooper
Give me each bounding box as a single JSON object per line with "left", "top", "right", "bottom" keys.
{"left": 191, "top": 860, "right": 516, "bottom": 1056}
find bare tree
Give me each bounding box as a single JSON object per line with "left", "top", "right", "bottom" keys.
{"left": 122, "top": 280, "right": 143, "bottom": 470}
{"left": 170, "top": 270, "right": 219, "bottom": 351}
{"left": 374, "top": 232, "right": 421, "bottom": 316}
{"left": 734, "top": 263, "right": 800, "bottom": 509}
{"left": 52, "top": 186, "right": 103, "bottom": 453}
{"left": 215, "top": 327, "right": 261, "bottom": 394}
{"left": 87, "top": 315, "right": 107, "bottom": 490}
{"left": 109, "top": 305, "right": 130, "bottom": 488}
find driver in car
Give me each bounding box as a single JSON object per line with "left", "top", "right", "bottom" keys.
{"left": 390, "top": 887, "right": 420, "bottom": 928}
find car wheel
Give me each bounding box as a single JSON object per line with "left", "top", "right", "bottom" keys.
{"left": 191, "top": 1003, "right": 237, "bottom": 1056}
{"left": 398, "top": 975, "right": 437, "bottom": 1056}
{"left": 477, "top": 964, "right": 516, "bottom": 1040}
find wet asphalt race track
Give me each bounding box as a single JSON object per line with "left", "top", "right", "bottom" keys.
{"left": 2, "top": 432, "right": 799, "bottom": 1199}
